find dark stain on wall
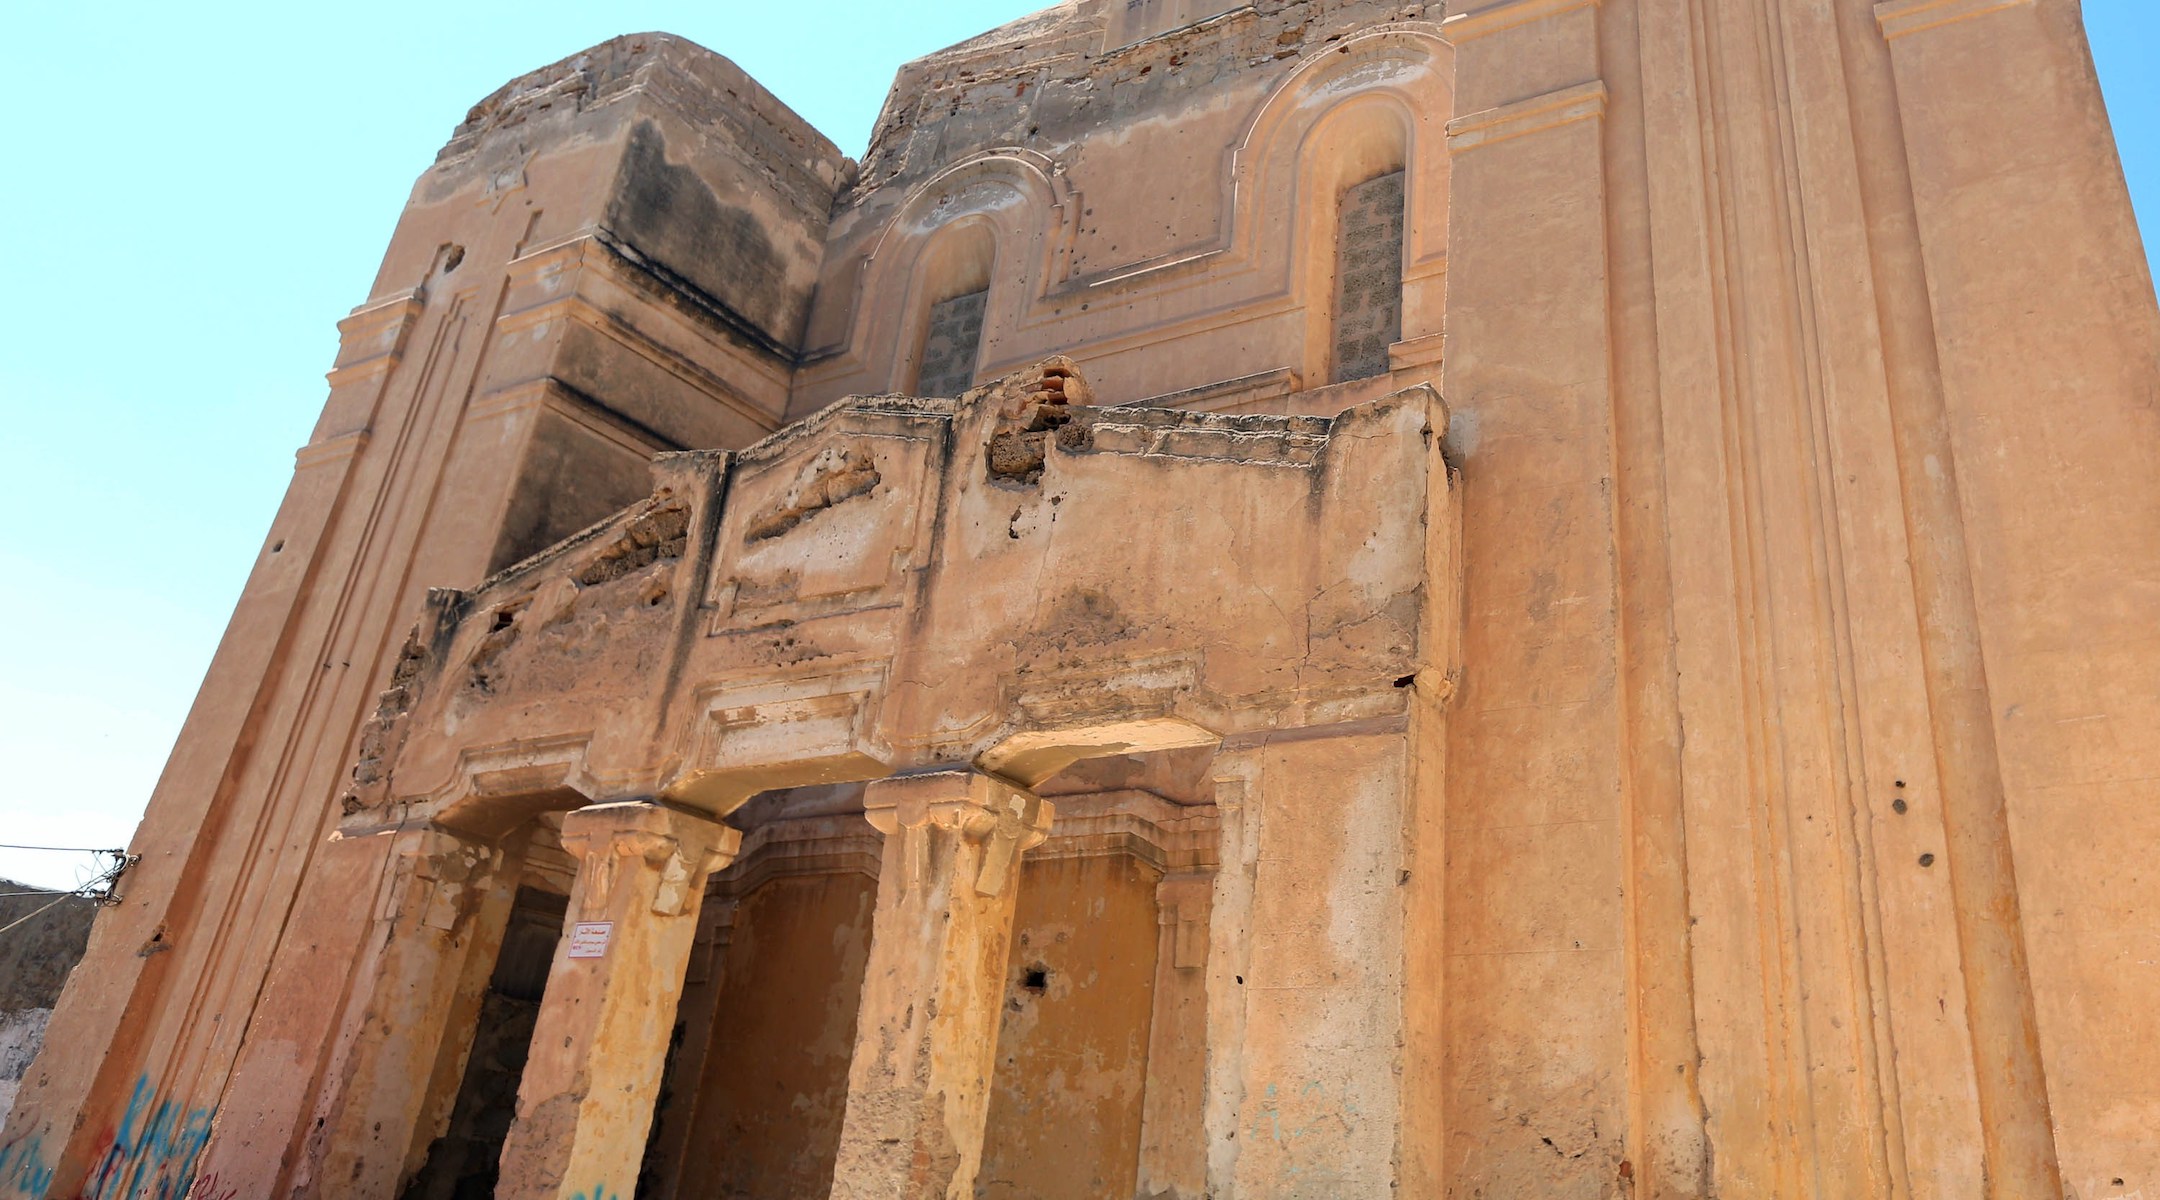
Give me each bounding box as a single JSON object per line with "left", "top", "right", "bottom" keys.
{"left": 608, "top": 121, "right": 791, "bottom": 351}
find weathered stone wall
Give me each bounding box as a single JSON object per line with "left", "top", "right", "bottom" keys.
{"left": 793, "top": 1, "right": 1451, "bottom": 413}
{"left": 668, "top": 872, "right": 875, "bottom": 1199}
{"left": 977, "top": 854, "right": 1161, "bottom": 1200}
{"left": 10, "top": 1, "right": 2157, "bottom": 1197}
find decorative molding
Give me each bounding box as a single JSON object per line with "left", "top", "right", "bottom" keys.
{"left": 1121, "top": 367, "right": 1301, "bottom": 413}
{"left": 365, "top": 732, "right": 605, "bottom": 837}
{"left": 1388, "top": 331, "right": 1446, "bottom": 373}
{"left": 1874, "top": 0, "right": 2034, "bottom": 40}
{"left": 293, "top": 430, "right": 369, "bottom": 472}
{"left": 1446, "top": 80, "right": 1609, "bottom": 154}
{"left": 1001, "top": 653, "right": 1204, "bottom": 732}
{"left": 491, "top": 248, "right": 787, "bottom": 435}
{"left": 1033, "top": 790, "right": 1221, "bottom": 873}
{"left": 711, "top": 814, "right": 885, "bottom": 896}
{"left": 327, "top": 289, "right": 426, "bottom": 388}
{"left": 664, "top": 665, "right": 892, "bottom": 811}
{"left": 466, "top": 378, "right": 677, "bottom": 459}
{"left": 1439, "top": 0, "right": 1600, "bottom": 44}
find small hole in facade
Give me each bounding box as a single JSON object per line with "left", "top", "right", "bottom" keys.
{"left": 1892, "top": 798, "right": 1908, "bottom": 814}
{"left": 1022, "top": 966, "right": 1049, "bottom": 994}
{"left": 270, "top": 540, "right": 285, "bottom": 553}
{"left": 1919, "top": 853, "right": 1936, "bottom": 868}
{"left": 1393, "top": 674, "right": 1416, "bottom": 688}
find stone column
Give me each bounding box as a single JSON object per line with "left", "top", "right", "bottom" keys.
{"left": 304, "top": 826, "right": 520, "bottom": 1198}
{"left": 494, "top": 801, "right": 738, "bottom": 1200}
{"left": 829, "top": 770, "right": 1052, "bottom": 1200}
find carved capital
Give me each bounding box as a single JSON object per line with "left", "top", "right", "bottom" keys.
{"left": 559, "top": 801, "right": 741, "bottom": 918}
{"left": 863, "top": 770, "right": 1054, "bottom": 897}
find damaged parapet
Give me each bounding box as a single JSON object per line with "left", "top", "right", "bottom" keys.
{"left": 313, "top": 357, "right": 1457, "bottom": 1197}
{"left": 347, "top": 355, "right": 1455, "bottom": 828}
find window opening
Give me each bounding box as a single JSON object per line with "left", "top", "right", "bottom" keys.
{"left": 1330, "top": 170, "right": 1406, "bottom": 383}
{"left": 917, "top": 288, "right": 989, "bottom": 397}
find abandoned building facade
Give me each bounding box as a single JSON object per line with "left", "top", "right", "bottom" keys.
{"left": 5, "top": 0, "right": 2158, "bottom": 1196}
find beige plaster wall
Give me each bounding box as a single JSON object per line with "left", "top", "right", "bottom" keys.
{"left": 670, "top": 872, "right": 875, "bottom": 1200}
{"left": 978, "top": 854, "right": 1162, "bottom": 1199}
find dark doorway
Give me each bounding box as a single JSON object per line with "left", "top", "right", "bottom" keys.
{"left": 399, "top": 886, "right": 566, "bottom": 1200}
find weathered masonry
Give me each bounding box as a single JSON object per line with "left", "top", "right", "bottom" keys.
{"left": 5, "top": 1, "right": 2158, "bottom": 1197}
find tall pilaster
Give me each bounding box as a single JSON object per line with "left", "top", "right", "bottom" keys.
{"left": 1438, "top": 0, "right": 1629, "bottom": 1194}
{"left": 494, "top": 802, "right": 738, "bottom": 1200}
{"left": 1205, "top": 732, "right": 1415, "bottom": 1199}
{"left": 829, "top": 770, "right": 1052, "bottom": 1200}
{"left": 1874, "top": 1, "right": 2160, "bottom": 1192}
{"left": 297, "top": 827, "right": 521, "bottom": 1198}
{"left": 1133, "top": 871, "right": 1211, "bottom": 1200}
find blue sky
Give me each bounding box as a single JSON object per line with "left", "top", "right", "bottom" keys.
{"left": 0, "top": 3, "right": 2153, "bottom": 890}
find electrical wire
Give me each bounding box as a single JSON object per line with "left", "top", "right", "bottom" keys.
{"left": 0, "top": 890, "right": 89, "bottom": 937}
{"left": 0, "top": 850, "right": 135, "bottom": 936}
{"left": 0, "top": 843, "right": 127, "bottom": 854}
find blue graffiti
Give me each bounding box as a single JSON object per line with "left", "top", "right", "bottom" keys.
{"left": 82, "top": 1076, "right": 215, "bottom": 1200}
{"left": 0, "top": 1134, "right": 56, "bottom": 1197}
{"left": 571, "top": 1185, "right": 619, "bottom": 1200}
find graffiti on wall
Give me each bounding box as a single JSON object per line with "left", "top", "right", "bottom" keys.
{"left": 0, "top": 1134, "right": 54, "bottom": 1197}
{"left": 0, "top": 1076, "right": 218, "bottom": 1200}
{"left": 84, "top": 1077, "right": 215, "bottom": 1200}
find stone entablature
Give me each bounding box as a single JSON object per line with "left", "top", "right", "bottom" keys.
{"left": 347, "top": 361, "right": 1451, "bottom": 840}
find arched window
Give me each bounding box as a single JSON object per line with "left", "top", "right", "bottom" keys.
{"left": 1330, "top": 169, "right": 1406, "bottom": 383}
{"left": 1291, "top": 98, "right": 1411, "bottom": 387}
{"left": 911, "top": 221, "right": 997, "bottom": 397}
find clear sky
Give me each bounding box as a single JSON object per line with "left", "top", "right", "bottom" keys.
{"left": 0, "top": 3, "right": 2153, "bottom": 890}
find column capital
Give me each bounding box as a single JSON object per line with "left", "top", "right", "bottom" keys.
{"left": 558, "top": 801, "right": 740, "bottom": 917}
{"left": 862, "top": 770, "right": 1053, "bottom": 897}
